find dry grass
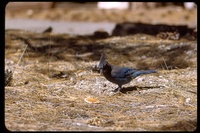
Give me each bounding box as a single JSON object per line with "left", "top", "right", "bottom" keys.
{"left": 5, "top": 29, "right": 197, "bottom": 131}
{"left": 5, "top": 3, "right": 197, "bottom": 131}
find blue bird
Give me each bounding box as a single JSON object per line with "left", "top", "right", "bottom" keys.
{"left": 98, "top": 53, "right": 156, "bottom": 92}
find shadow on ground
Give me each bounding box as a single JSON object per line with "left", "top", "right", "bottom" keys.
{"left": 6, "top": 28, "right": 196, "bottom": 71}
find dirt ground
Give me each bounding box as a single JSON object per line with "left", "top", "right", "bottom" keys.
{"left": 5, "top": 2, "right": 197, "bottom": 131}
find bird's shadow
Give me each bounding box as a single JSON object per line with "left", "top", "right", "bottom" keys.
{"left": 119, "top": 85, "right": 162, "bottom": 93}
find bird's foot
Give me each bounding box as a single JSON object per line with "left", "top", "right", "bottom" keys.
{"left": 113, "top": 87, "right": 122, "bottom": 92}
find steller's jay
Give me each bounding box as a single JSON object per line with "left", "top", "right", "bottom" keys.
{"left": 98, "top": 53, "right": 156, "bottom": 92}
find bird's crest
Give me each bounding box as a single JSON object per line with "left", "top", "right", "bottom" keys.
{"left": 98, "top": 53, "right": 108, "bottom": 74}
{"left": 98, "top": 53, "right": 106, "bottom": 69}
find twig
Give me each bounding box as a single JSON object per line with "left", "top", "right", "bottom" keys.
{"left": 5, "top": 44, "right": 28, "bottom": 86}
{"left": 13, "top": 44, "right": 28, "bottom": 75}
{"left": 16, "top": 44, "right": 28, "bottom": 67}
{"left": 162, "top": 57, "right": 169, "bottom": 70}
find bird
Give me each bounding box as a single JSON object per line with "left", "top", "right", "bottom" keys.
{"left": 98, "top": 53, "right": 156, "bottom": 92}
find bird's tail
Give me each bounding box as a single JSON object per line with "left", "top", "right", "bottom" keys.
{"left": 132, "top": 70, "right": 156, "bottom": 78}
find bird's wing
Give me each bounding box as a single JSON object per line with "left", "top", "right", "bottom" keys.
{"left": 131, "top": 70, "right": 156, "bottom": 78}
{"left": 111, "top": 66, "right": 137, "bottom": 79}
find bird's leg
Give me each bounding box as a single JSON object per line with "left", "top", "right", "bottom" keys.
{"left": 113, "top": 85, "right": 122, "bottom": 92}
{"left": 118, "top": 85, "right": 122, "bottom": 92}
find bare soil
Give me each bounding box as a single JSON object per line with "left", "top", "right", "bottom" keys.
{"left": 5, "top": 2, "right": 197, "bottom": 131}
